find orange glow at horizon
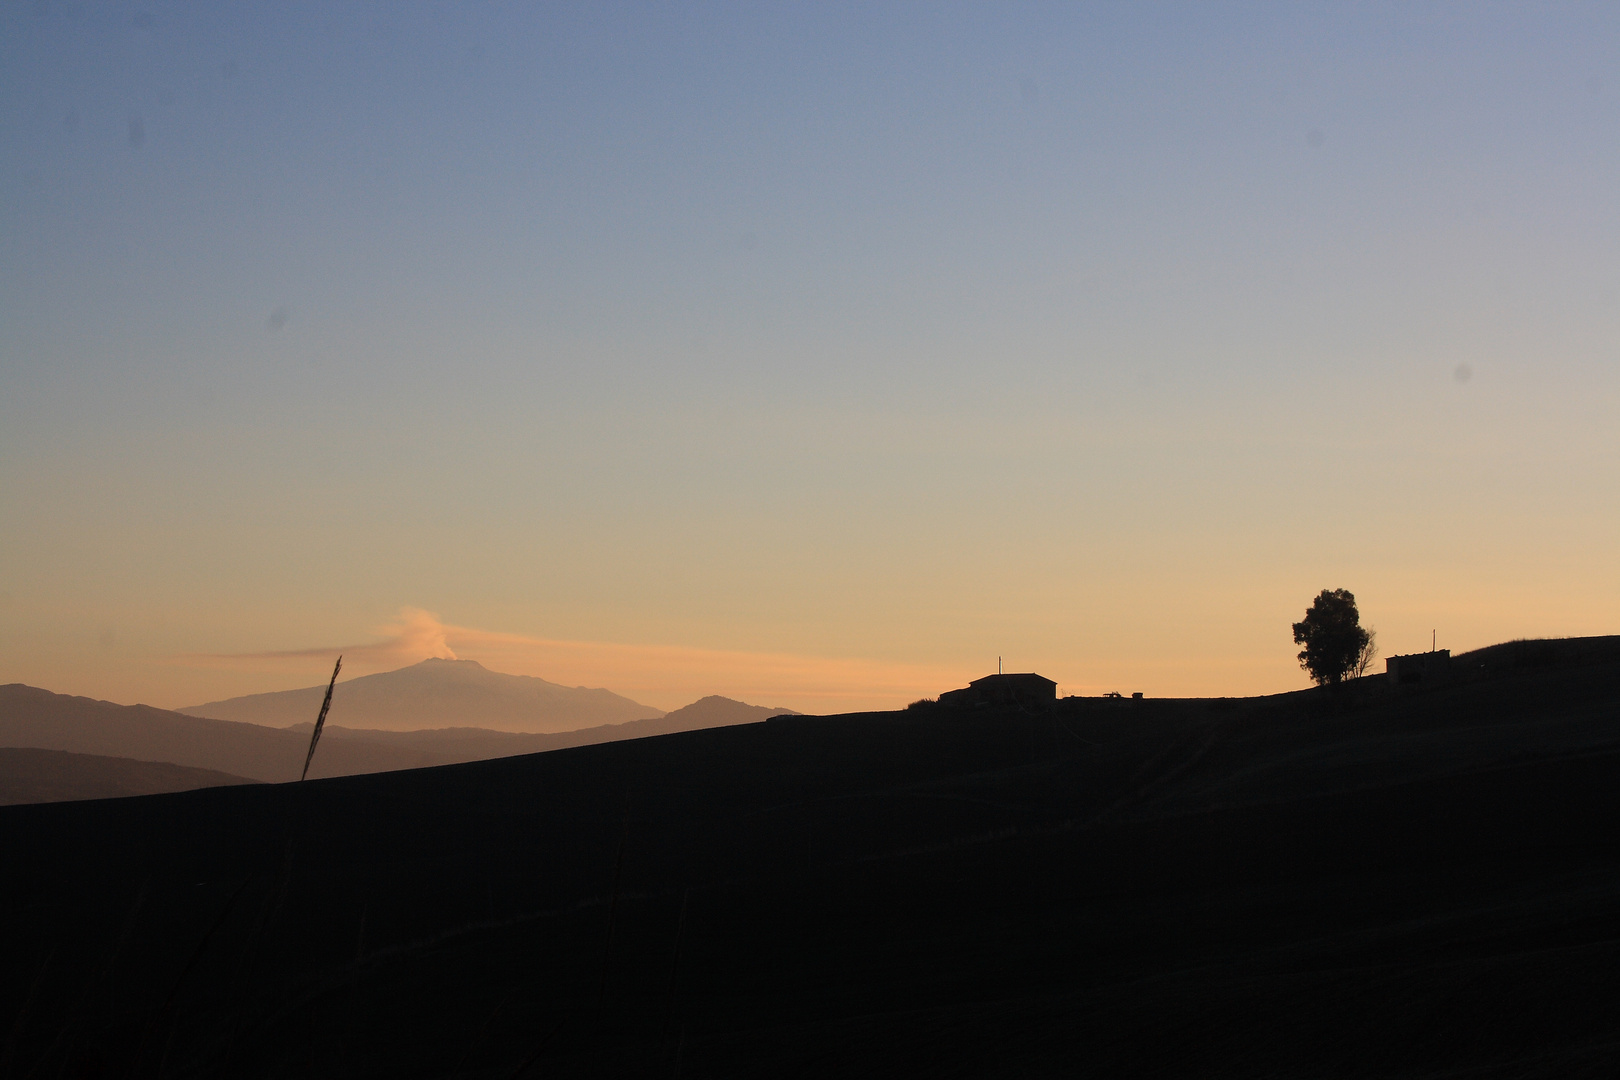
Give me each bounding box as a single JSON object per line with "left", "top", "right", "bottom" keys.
{"left": 177, "top": 608, "right": 992, "bottom": 713}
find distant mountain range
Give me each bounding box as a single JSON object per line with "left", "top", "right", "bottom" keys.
{"left": 291, "top": 695, "right": 798, "bottom": 765}
{"left": 180, "top": 658, "right": 664, "bottom": 733}
{"left": 0, "top": 678, "right": 799, "bottom": 801}
{"left": 0, "top": 685, "right": 431, "bottom": 783}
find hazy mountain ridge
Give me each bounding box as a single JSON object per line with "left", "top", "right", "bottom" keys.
{"left": 291, "top": 696, "right": 797, "bottom": 764}
{"left": 0, "top": 747, "right": 257, "bottom": 806}
{"left": 0, "top": 684, "right": 435, "bottom": 782}
{"left": 180, "top": 657, "right": 664, "bottom": 733}
{"left": 1, "top": 682, "right": 797, "bottom": 792}
{"left": 290, "top": 694, "right": 799, "bottom": 765}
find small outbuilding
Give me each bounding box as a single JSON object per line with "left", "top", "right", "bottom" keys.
{"left": 1386, "top": 650, "right": 1452, "bottom": 689}
{"left": 939, "top": 673, "right": 1057, "bottom": 711}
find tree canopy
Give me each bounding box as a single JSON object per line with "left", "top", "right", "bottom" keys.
{"left": 1292, "top": 589, "right": 1372, "bottom": 686}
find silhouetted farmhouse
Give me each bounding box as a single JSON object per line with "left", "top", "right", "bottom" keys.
{"left": 940, "top": 672, "right": 1057, "bottom": 710}
{"left": 1386, "top": 649, "right": 1451, "bottom": 689}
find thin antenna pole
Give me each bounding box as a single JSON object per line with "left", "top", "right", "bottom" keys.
{"left": 301, "top": 655, "right": 342, "bottom": 782}
{"left": 1432, "top": 629, "right": 1436, "bottom": 652}
{"left": 999, "top": 656, "right": 1002, "bottom": 675}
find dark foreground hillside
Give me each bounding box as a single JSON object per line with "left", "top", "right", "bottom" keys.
{"left": 3, "top": 641, "right": 1619, "bottom": 1078}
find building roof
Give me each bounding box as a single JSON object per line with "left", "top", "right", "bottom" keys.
{"left": 968, "top": 673, "right": 1057, "bottom": 690}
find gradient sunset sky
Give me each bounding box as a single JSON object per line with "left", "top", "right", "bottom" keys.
{"left": 3, "top": 3, "right": 1616, "bottom": 713}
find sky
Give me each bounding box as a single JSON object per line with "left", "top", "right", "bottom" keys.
{"left": 2, "top": 2, "right": 1617, "bottom": 714}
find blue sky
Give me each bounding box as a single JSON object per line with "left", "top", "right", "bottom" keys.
{"left": 3, "top": 2, "right": 1617, "bottom": 710}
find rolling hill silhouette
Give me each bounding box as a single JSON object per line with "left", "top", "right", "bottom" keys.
{"left": 2, "top": 637, "right": 1618, "bottom": 1077}
{"left": 0, "top": 748, "right": 258, "bottom": 806}
{"left": 181, "top": 657, "right": 663, "bottom": 732}
{"left": 291, "top": 694, "right": 798, "bottom": 766}
{"left": 0, "top": 684, "right": 431, "bottom": 782}
{"left": 0, "top": 685, "right": 796, "bottom": 789}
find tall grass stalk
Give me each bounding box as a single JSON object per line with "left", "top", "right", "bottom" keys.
{"left": 300, "top": 656, "right": 342, "bottom": 782}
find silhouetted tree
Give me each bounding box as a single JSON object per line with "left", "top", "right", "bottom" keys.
{"left": 1352, "top": 627, "right": 1379, "bottom": 679}
{"left": 1292, "top": 589, "right": 1371, "bottom": 686}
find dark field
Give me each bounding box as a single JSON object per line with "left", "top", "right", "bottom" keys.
{"left": 4, "top": 641, "right": 1620, "bottom": 1078}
